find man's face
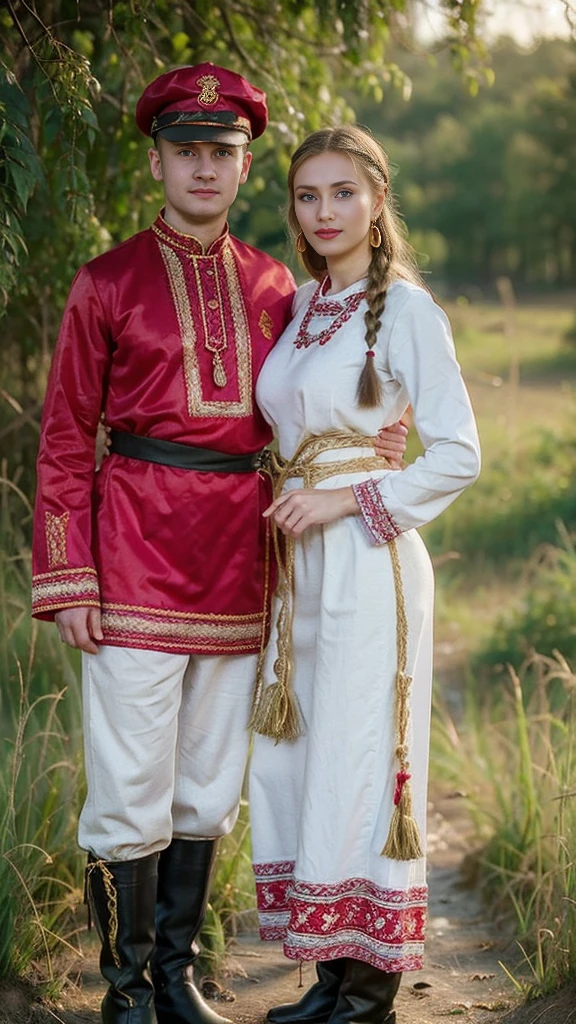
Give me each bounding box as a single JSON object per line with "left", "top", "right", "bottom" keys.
{"left": 148, "top": 138, "right": 252, "bottom": 229}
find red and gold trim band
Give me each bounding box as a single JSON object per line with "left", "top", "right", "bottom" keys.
{"left": 100, "top": 602, "right": 265, "bottom": 656}
{"left": 32, "top": 567, "right": 100, "bottom": 615}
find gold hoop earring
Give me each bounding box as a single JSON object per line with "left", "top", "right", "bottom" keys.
{"left": 370, "top": 222, "right": 382, "bottom": 249}
{"left": 296, "top": 232, "right": 307, "bottom": 254}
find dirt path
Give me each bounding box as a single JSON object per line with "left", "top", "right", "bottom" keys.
{"left": 6, "top": 793, "right": 576, "bottom": 1024}
{"left": 227, "top": 793, "right": 517, "bottom": 1024}
{"left": 1, "top": 791, "right": 523, "bottom": 1024}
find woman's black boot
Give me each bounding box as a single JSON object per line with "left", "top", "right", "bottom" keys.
{"left": 151, "top": 838, "right": 232, "bottom": 1024}
{"left": 86, "top": 852, "right": 159, "bottom": 1024}
{"left": 327, "top": 959, "right": 401, "bottom": 1024}
{"left": 267, "top": 959, "right": 347, "bottom": 1024}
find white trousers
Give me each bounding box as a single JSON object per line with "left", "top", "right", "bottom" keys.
{"left": 78, "top": 645, "right": 257, "bottom": 861}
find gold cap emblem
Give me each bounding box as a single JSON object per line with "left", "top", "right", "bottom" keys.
{"left": 197, "top": 74, "right": 220, "bottom": 107}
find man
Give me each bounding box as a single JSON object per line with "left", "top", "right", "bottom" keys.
{"left": 32, "top": 62, "right": 407, "bottom": 1024}
{"left": 32, "top": 63, "right": 297, "bottom": 1024}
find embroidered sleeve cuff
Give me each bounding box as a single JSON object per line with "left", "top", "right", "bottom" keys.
{"left": 32, "top": 567, "right": 100, "bottom": 619}
{"left": 352, "top": 478, "right": 401, "bottom": 545}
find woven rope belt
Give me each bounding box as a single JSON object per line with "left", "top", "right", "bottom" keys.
{"left": 109, "top": 429, "right": 268, "bottom": 473}
{"left": 250, "top": 429, "right": 423, "bottom": 862}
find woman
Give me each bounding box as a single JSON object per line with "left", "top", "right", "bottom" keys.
{"left": 248, "top": 125, "right": 480, "bottom": 1024}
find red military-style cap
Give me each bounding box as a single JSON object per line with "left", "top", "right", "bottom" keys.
{"left": 135, "top": 62, "right": 268, "bottom": 146}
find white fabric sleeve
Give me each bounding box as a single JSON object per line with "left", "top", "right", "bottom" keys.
{"left": 352, "top": 289, "right": 481, "bottom": 544}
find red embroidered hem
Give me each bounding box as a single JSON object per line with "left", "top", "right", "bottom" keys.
{"left": 283, "top": 941, "right": 423, "bottom": 973}
{"left": 254, "top": 860, "right": 427, "bottom": 973}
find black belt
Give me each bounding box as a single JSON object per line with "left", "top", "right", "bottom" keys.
{"left": 109, "top": 430, "right": 268, "bottom": 473}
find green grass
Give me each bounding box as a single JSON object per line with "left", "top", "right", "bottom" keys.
{"left": 1, "top": 296, "right": 575, "bottom": 995}
{"left": 0, "top": 467, "right": 85, "bottom": 987}
{"left": 428, "top": 298, "right": 576, "bottom": 996}
{"left": 0, "top": 466, "right": 258, "bottom": 990}
{"left": 425, "top": 298, "right": 576, "bottom": 656}
{"left": 433, "top": 653, "right": 576, "bottom": 997}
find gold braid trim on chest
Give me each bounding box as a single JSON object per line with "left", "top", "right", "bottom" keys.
{"left": 249, "top": 429, "right": 423, "bottom": 862}
{"left": 157, "top": 238, "right": 253, "bottom": 418}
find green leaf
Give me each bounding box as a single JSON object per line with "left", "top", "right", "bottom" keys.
{"left": 6, "top": 162, "right": 37, "bottom": 209}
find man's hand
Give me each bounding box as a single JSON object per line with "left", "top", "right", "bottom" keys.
{"left": 95, "top": 416, "right": 111, "bottom": 472}
{"left": 374, "top": 419, "right": 409, "bottom": 468}
{"left": 55, "top": 607, "right": 103, "bottom": 654}
{"left": 264, "top": 486, "right": 359, "bottom": 538}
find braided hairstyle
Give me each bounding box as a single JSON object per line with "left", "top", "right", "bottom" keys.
{"left": 287, "top": 126, "right": 425, "bottom": 408}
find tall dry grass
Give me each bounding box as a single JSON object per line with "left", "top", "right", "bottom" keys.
{"left": 0, "top": 467, "right": 85, "bottom": 988}
{"left": 0, "top": 462, "right": 257, "bottom": 989}
{"left": 434, "top": 650, "right": 576, "bottom": 996}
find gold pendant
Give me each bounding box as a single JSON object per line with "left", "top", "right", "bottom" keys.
{"left": 213, "top": 354, "right": 227, "bottom": 388}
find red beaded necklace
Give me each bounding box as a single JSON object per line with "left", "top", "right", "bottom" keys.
{"left": 293, "top": 277, "right": 366, "bottom": 350}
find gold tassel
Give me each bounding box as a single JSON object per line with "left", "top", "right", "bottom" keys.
{"left": 249, "top": 680, "right": 304, "bottom": 742}
{"left": 250, "top": 516, "right": 305, "bottom": 742}
{"left": 212, "top": 353, "right": 227, "bottom": 387}
{"left": 250, "top": 432, "right": 391, "bottom": 745}
{"left": 382, "top": 772, "right": 423, "bottom": 861}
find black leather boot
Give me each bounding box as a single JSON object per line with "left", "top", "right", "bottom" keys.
{"left": 267, "top": 959, "right": 347, "bottom": 1024}
{"left": 327, "top": 959, "right": 401, "bottom": 1024}
{"left": 151, "top": 838, "right": 232, "bottom": 1024}
{"left": 86, "top": 852, "right": 159, "bottom": 1024}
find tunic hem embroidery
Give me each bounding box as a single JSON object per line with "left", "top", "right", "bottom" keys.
{"left": 100, "top": 602, "right": 265, "bottom": 655}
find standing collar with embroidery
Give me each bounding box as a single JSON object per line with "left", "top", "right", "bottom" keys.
{"left": 151, "top": 211, "right": 230, "bottom": 256}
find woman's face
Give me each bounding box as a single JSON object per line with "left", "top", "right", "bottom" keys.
{"left": 293, "top": 151, "right": 383, "bottom": 264}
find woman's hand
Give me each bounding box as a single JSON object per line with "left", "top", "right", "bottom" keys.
{"left": 374, "top": 418, "right": 409, "bottom": 468}
{"left": 264, "top": 487, "right": 359, "bottom": 538}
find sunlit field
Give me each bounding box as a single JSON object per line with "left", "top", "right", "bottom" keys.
{"left": 427, "top": 297, "right": 576, "bottom": 995}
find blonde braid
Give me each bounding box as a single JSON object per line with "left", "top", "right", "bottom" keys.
{"left": 357, "top": 229, "right": 392, "bottom": 409}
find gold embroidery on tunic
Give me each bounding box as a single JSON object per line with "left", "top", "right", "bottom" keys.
{"left": 45, "top": 511, "right": 70, "bottom": 568}
{"left": 102, "top": 602, "right": 262, "bottom": 621}
{"left": 32, "top": 571, "right": 100, "bottom": 604}
{"left": 191, "top": 259, "right": 229, "bottom": 388}
{"left": 33, "top": 567, "right": 99, "bottom": 581}
{"left": 101, "top": 605, "right": 263, "bottom": 645}
{"left": 259, "top": 310, "right": 274, "bottom": 340}
{"left": 158, "top": 240, "right": 252, "bottom": 418}
{"left": 197, "top": 74, "right": 220, "bottom": 106}
{"left": 152, "top": 222, "right": 204, "bottom": 254}
{"left": 222, "top": 244, "right": 253, "bottom": 410}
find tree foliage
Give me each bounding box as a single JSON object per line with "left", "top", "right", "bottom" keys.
{"left": 0, "top": 0, "right": 491, "bottom": 308}
{"left": 355, "top": 36, "right": 576, "bottom": 290}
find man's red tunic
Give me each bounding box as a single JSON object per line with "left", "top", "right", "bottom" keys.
{"left": 32, "top": 214, "right": 296, "bottom": 656}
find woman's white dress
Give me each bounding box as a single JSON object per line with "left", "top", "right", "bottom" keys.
{"left": 249, "top": 277, "right": 480, "bottom": 972}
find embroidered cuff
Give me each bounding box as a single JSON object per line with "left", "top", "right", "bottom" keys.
{"left": 32, "top": 567, "right": 100, "bottom": 618}
{"left": 352, "top": 478, "right": 401, "bottom": 545}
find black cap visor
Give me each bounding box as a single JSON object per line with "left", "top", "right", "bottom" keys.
{"left": 156, "top": 124, "right": 249, "bottom": 145}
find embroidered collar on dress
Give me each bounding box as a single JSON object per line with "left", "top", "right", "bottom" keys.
{"left": 293, "top": 276, "right": 367, "bottom": 350}
{"left": 151, "top": 211, "right": 230, "bottom": 257}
